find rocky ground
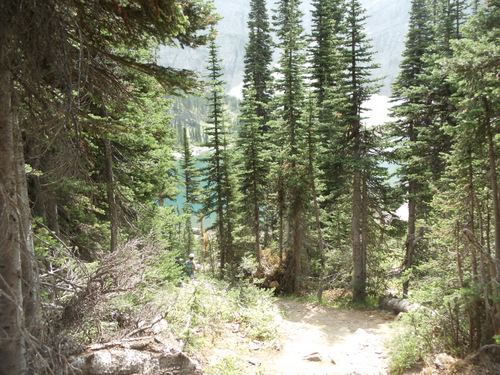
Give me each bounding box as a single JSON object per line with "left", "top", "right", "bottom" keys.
{"left": 252, "top": 299, "right": 399, "bottom": 375}
{"left": 205, "top": 299, "right": 500, "bottom": 375}
{"left": 70, "top": 297, "right": 500, "bottom": 375}
{"left": 206, "top": 299, "right": 414, "bottom": 375}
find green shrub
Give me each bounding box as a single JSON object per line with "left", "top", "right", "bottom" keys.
{"left": 387, "top": 310, "right": 437, "bottom": 374}
{"left": 229, "top": 283, "right": 279, "bottom": 340}
{"left": 205, "top": 353, "right": 245, "bottom": 375}
{"left": 164, "top": 279, "right": 279, "bottom": 350}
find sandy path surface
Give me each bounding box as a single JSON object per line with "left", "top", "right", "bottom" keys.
{"left": 253, "top": 299, "right": 398, "bottom": 375}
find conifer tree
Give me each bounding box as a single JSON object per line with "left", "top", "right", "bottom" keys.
{"left": 340, "top": 0, "right": 380, "bottom": 302}
{"left": 310, "top": 0, "right": 345, "bottom": 109}
{"left": 0, "top": 1, "right": 214, "bottom": 372}
{"left": 238, "top": 0, "right": 274, "bottom": 267}
{"left": 417, "top": 0, "right": 469, "bottom": 182}
{"left": 389, "top": 0, "right": 435, "bottom": 297}
{"left": 238, "top": 95, "right": 273, "bottom": 267}
{"left": 438, "top": 0, "right": 500, "bottom": 343}
{"left": 310, "top": 0, "right": 350, "bottom": 202}
{"left": 303, "top": 93, "right": 326, "bottom": 267}
{"left": 309, "top": 0, "right": 349, "bottom": 264}
{"left": 202, "top": 31, "right": 235, "bottom": 274}
{"left": 272, "top": 0, "right": 310, "bottom": 292}
{"left": 243, "top": 0, "right": 274, "bottom": 124}
{"left": 181, "top": 126, "right": 201, "bottom": 256}
{"left": 390, "top": 0, "right": 469, "bottom": 296}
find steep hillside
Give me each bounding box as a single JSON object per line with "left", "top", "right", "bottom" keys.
{"left": 363, "top": 0, "right": 411, "bottom": 95}
{"left": 158, "top": 0, "right": 411, "bottom": 96}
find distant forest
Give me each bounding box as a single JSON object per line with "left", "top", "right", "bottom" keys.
{"left": 170, "top": 95, "right": 240, "bottom": 145}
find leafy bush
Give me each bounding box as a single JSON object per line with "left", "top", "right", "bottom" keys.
{"left": 387, "top": 310, "right": 436, "bottom": 374}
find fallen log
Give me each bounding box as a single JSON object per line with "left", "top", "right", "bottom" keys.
{"left": 469, "top": 344, "right": 500, "bottom": 364}
{"left": 379, "top": 296, "right": 423, "bottom": 314}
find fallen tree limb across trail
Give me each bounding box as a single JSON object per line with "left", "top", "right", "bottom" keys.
{"left": 379, "top": 296, "right": 423, "bottom": 314}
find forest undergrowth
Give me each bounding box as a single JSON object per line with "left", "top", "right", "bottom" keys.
{"left": 43, "top": 237, "right": 280, "bottom": 374}
{"left": 37, "top": 238, "right": 500, "bottom": 375}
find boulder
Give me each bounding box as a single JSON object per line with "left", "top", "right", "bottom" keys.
{"left": 70, "top": 343, "right": 204, "bottom": 375}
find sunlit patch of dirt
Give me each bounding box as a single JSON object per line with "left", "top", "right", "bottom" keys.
{"left": 202, "top": 299, "right": 500, "bottom": 375}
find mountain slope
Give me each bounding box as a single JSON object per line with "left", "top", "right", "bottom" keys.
{"left": 158, "top": 0, "right": 411, "bottom": 96}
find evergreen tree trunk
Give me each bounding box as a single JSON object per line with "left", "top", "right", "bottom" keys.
{"left": 158, "top": 197, "right": 165, "bottom": 207}
{"left": 15, "top": 113, "right": 41, "bottom": 338}
{"left": 186, "top": 217, "right": 193, "bottom": 255}
{"left": 403, "top": 179, "right": 417, "bottom": 297}
{"left": 468, "top": 156, "right": 479, "bottom": 280}
{"left": 105, "top": 139, "right": 118, "bottom": 253}
{"left": 292, "top": 200, "right": 303, "bottom": 293}
{"left": 218, "top": 203, "right": 226, "bottom": 274}
{"left": 485, "top": 100, "right": 500, "bottom": 262}
{"left": 0, "top": 53, "right": 27, "bottom": 374}
{"left": 484, "top": 97, "right": 500, "bottom": 332}
{"left": 361, "top": 171, "right": 368, "bottom": 290}
{"left": 181, "top": 127, "right": 200, "bottom": 256}
{"left": 352, "top": 167, "right": 364, "bottom": 302}
{"left": 342, "top": 0, "right": 379, "bottom": 302}
{"left": 311, "top": 176, "right": 324, "bottom": 262}
{"left": 278, "top": 174, "right": 285, "bottom": 266}
{"left": 46, "top": 196, "right": 60, "bottom": 236}
{"left": 306, "top": 117, "right": 324, "bottom": 264}
{"left": 254, "top": 194, "right": 262, "bottom": 267}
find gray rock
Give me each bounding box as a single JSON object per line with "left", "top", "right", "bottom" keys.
{"left": 303, "top": 352, "right": 323, "bottom": 362}
{"left": 70, "top": 347, "right": 204, "bottom": 375}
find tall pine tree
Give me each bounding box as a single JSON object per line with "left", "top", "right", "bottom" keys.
{"left": 340, "top": 0, "right": 380, "bottom": 302}
{"left": 388, "top": 0, "right": 436, "bottom": 297}
{"left": 181, "top": 126, "right": 201, "bottom": 256}
{"left": 440, "top": 0, "right": 500, "bottom": 342}
{"left": 238, "top": 0, "right": 274, "bottom": 268}
{"left": 272, "top": 0, "right": 310, "bottom": 292}
{"left": 309, "top": 0, "right": 349, "bottom": 268}
{"left": 202, "top": 30, "right": 235, "bottom": 274}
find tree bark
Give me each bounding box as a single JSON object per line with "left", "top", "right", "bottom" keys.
{"left": 15, "top": 107, "right": 41, "bottom": 337}
{"left": 292, "top": 197, "right": 303, "bottom": 293}
{"left": 403, "top": 179, "right": 417, "bottom": 297}
{"left": 352, "top": 168, "right": 365, "bottom": 302}
{"left": 254, "top": 196, "right": 262, "bottom": 267}
{"left": 361, "top": 171, "right": 368, "bottom": 291}
{"left": 484, "top": 97, "right": 500, "bottom": 332}
{"left": 0, "top": 53, "right": 27, "bottom": 374}
{"left": 104, "top": 139, "right": 118, "bottom": 253}
{"left": 485, "top": 99, "right": 500, "bottom": 262}
{"left": 379, "top": 296, "right": 423, "bottom": 313}
{"left": 278, "top": 175, "right": 285, "bottom": 266}
{"left": 307, "top": 125, "right": 324, "bottom": 266}
{"left": 468, "top": 157, "right": 478, "bottom": 280}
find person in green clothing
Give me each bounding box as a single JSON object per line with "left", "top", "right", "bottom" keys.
{"left": 184, "top": 253, "right": 198, "bottom": 279}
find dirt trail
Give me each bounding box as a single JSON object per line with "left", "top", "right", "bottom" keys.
{"left": 252, "top": 299, "right": 400, "bottom": 375}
